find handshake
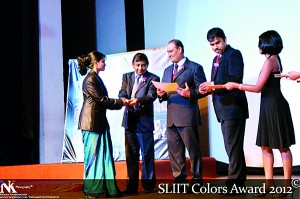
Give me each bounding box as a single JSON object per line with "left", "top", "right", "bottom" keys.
{"left": 120, "top": 98, "right": 140, "bottom": 107}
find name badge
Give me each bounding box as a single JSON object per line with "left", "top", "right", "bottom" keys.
{"left": 214, "top": 63, "right": 219, "bottom": 67}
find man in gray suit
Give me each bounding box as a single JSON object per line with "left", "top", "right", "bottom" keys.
{"left": 157, "top": 39, "right": 207, "bottom": 192}
{"left": 119, "top": 53, "right": 160, "bottom": 194}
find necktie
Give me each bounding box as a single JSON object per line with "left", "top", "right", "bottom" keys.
{"left": 212, "top": 55, "right": 221, "bottom": 100}
{"left": 213, "top": 55, "right": 221, "bottom": 75}
{"left": 131, "top": 75, "right": 141, "bottom": 98}
{"left": 172, "top": 63, "right": 178, "bottom": 82}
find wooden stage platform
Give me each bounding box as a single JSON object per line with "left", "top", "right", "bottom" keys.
{"left": 0, "top": 157, "right": 216, "bottom": 179}
{"left": 1, "top": 159, "right": 299, "bottom": 199}
{"left": 0, "top": 158, "right": 216, "bottom": 198}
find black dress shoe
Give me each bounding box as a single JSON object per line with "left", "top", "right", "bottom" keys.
{"left": 108, "top": 192, "right": 123, "bottom": 198}
{"left": 219, "top": 181, "right": 247, "bottom": 196}
{"left": 219, "top": 188, "right": 247, "bottom": 196}
{"left": 145, "top": 189, "right": 155, "bottom": 194}
{"left": 186, "top": 179, "right": 204, "bottom": 194}
{"left": 186, "top": 186, "right": 194, "bottom": 194}
{"left": 122, "top": 189, "right": 138, "bottom": 195}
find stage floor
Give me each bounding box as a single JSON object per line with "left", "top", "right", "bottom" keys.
{"left": 0, "top": 158, "right": 216, "bottom": 179}
{"left": 1, "top": 158, "right": 299, "bottom": 198}
{"left": 0, "top": 176, "right": 299, "bottom": 199}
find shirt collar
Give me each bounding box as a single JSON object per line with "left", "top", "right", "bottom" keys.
{"left": 134, "top": 73, "right": 143, "bottom": 78}
{"left": 174, "top": 57, "right": 186, "bottom": 70}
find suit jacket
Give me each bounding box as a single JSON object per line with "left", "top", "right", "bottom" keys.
{"left": 159, "top": 58, "right": 207, "bottom": 127}
{"left": 78, "top": 71, "right": 123, "bottom": 133}
{"left": 118, "top": 71, "right": 160, "bottom": 132}
{"left": 211, "top": 45, "right": 249, "bottom": 121}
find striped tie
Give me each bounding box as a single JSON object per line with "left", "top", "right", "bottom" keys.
{"left": 172, "top": 63, "right": 178, "bottom": 82}
{"left": 131, "top": 76, "right": 141, "bottom": 98}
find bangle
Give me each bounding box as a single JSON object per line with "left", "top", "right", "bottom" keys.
{"left": 239, "top": 84, "right": 242, "bottom": 90}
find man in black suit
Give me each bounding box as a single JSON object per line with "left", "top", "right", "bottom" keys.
{"left": 199, "top": 27, "right": 249, "bottom": 194}
{"left": 119, "top": 53, "right": 160, "bottom": 194}
{"left": 157, "top": 39, "right": 207, "bottom": 191}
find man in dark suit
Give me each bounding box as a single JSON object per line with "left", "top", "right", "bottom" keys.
{"left": 199, "top": 27, "right": 249, "bottom": 194}
{"left": 119, "top": 53, "right": 160, "bottom": 194}
{"left": 157, "top": 39, "right": 207, "bottom": 191}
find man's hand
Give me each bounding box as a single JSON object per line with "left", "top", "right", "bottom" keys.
{"left": 128, "top": 98, "right": 139, "bottom": 106}
{"left": 120, "top": 97, "right": 128, "bottom": 106}
{"left": 198, "top": 82, "right": 212, "bottom": 94}
{"left": 176, "top": 82, "right": 190, "bottom": 98}
{"left": 157, "top": 89, "right": 166, "bottom": 97}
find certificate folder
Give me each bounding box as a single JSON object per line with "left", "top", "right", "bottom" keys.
{"left": 208, "top": 85, "right": 224, "bottom": 89}
{"left": 152, "top": 81, "right": 179, "bottom": 92}
{"left": 274, "top": 73, "right": 289, "bottom": 78}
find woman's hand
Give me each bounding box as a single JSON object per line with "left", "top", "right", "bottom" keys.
{"left": 223, "top": 82, "right": 239, "bottom": 90}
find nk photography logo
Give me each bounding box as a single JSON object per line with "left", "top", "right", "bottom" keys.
{"left": 0, "top": 180, "right": 30, "bottom": 198}
{"left": 0, "top": 179, "right": 62, "bottom": 198}
{"left": 0, "top": 180, "right": 17, "bottom": 194}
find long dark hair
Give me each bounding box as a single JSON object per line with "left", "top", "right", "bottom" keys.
{"left": 77, "top": 51, "right": 106, "bottom": 75}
